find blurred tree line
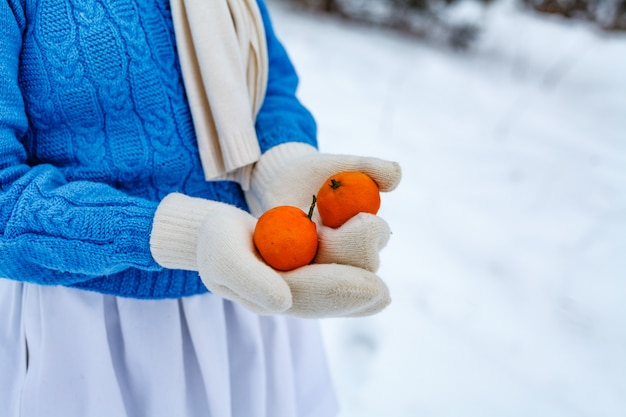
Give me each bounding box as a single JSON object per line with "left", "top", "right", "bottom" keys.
{"left": 283, "top": 0, "right": 625, "bottom": 48}
{"left": 523, "top": 0, "right": 625, "bottom": 30}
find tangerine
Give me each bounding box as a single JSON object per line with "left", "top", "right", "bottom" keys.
{"left": 253, "top": 197, "right": 319, "bottom": 271}
{"left": 316, "top": 171, "right": 381, "bottom": 228}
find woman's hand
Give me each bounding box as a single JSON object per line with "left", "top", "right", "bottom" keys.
{"left": 150, "top": 193, "right": 392, "bottom": 318}
{"left": 247, "top": 143, "right": 402, "bottom": 274}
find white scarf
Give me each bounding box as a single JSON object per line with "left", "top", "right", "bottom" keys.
{"left": 170, "top": 0, "right": 268, "bottom": 190}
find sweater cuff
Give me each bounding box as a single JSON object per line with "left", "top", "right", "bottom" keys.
{"left": 149, "top": 193, "right": 215, "bottom": 271}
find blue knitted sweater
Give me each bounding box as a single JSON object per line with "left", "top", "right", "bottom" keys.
{"left": 0, "top": 0, "right": 317, "bottom": 298}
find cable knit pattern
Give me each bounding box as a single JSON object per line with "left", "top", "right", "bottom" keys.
{"left": 0, "top": 0, "right": 317, "bottom": 298}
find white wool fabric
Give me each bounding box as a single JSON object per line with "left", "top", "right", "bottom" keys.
{"left": 170, "top": 0, "right": 267, "bottom": 188}
{"left": 246, "top": 142, "right": 402, "bottom": 218}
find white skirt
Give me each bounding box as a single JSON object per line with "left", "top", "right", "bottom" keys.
{"left": 0, "top": 280, "right": 339, "bottom": 417}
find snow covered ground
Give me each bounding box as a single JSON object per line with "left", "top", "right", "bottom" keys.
{"left": 267, "top": 1, "right": 626, "bottom": 416}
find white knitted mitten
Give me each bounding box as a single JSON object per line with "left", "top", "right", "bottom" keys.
{"left": 150, "top": 193, "right": 391, "bottom": 318}
{"left": 247, "top": 142, "right": 402, "bottom": 273}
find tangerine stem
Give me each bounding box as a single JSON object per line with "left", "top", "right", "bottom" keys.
{"left": 307, "top": 195, "right": 317, "bottom": 220}
{"left": 330, "top": 179, "right": 341, "bottom": 189}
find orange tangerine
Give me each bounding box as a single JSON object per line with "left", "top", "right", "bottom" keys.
{"left": 316, "top": 171, "right": 381, "bottom": 228}
{"left": 253, "top": 197, "right": 319, "bottom": 271}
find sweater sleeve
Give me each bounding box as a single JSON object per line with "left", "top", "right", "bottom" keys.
{"left": 0, "top": 0, "right": 162, "bottom": 286}
{"left": 254, "top": 0, "right": 318, "bottom": 153}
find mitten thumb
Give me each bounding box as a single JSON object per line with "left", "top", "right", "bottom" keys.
{"left": 315, "top": 213, "right": 391, "bottom": 272}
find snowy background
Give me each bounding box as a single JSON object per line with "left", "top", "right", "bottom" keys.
{"left": 267, "top": 1, "right": 626, "bottom": 416}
